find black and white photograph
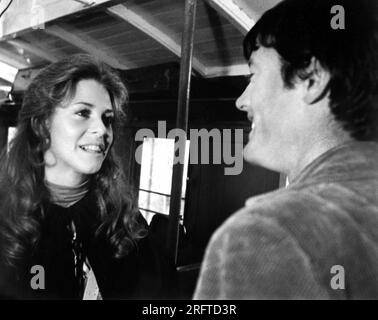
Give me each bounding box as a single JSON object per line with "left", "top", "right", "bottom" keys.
{"left": 0, "top": 0, "right": 377, "bottom": 309}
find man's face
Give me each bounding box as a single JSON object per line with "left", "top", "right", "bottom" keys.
{"left": 236, "top": 46, "right": 305, "bottom": 173}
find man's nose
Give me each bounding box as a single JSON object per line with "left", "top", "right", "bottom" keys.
{"left": 235, "top": 86, "right": 249, "bottom": 112}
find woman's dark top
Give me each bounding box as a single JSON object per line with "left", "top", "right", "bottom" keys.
{"left": 0, "top": 190, "right": 169, "bottom": 299}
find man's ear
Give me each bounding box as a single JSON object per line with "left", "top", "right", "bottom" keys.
{"left": 303, "top": 57, "right": 331, "bottom": 105}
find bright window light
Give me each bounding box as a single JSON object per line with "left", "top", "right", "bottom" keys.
{"left": 0, "top": 61, "right": 18, "bottom": 83}
{"left": 7, "top": 127, "right": 17, "bottom": 152}
{"left": 138, "top": 137, "right": 190, "bottom": 224}
{"left": 0, "top": 86, "right": 11, "bottom": 92}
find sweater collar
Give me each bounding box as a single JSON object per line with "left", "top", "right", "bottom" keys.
{"left": 291, "top": 141, "right": 378, "bottom": 186}
{"left": 45, "top": 179, "right": 90, "bottom": 208}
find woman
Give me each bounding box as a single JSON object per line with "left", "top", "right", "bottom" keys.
{"left": 0, "top": 54, "right": 163, "bottom": 299}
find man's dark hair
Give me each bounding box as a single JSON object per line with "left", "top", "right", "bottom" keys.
{"left": 243, "top": 0, "right": 378, "bottom": 140}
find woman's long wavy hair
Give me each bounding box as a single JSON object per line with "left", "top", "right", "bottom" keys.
{"left": 0, "top": 54, "right": 146, "bottom": 271}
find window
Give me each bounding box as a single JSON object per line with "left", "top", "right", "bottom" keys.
{"left": 7, "top": 126, "right": 17, "bottom": 152}
{"left": 0, "top": 61, "right": 17, "bottom": 84}
{"left": 138, "top": 137, "right": 190, "bottom": 224}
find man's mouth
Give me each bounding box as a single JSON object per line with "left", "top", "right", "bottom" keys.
{"left": 247, "top": 114, "right": 255, "bottom": 132}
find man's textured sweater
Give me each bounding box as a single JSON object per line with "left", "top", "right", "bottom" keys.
{"left": 194, "top": 142, "right": 378, "bottom": 299}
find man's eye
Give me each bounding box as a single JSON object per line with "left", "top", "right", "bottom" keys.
{"left": 77, "top": 109, "right": 90, "bottom": 118}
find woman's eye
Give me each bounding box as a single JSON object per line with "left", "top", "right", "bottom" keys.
{"left": 77, "top": 109, "right": 90, "bottom": 118}
{"left": 103, "top": 115, "right": 114, "bottom": 127}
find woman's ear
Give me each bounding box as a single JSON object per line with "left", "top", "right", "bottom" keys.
{"left": 303, "top": 57, "right": 331, "bottom": 105}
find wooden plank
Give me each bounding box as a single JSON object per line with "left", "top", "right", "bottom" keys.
{"left": 195, "top": 33, "right": 243, "bottom": 48}
{"left": 0, "top": 0, "right": 114, "bottom": 39}
{"left": 128, "top": 55, "right": 178, "bottom": 69}
{"left": 110, "top": 38, "right": 163, "bottom": 54}
{"left": 200, "top": 47, "right": 244, "bottom": 61}
{"left": 235, "top": 0, "right": 282, "bottom": 21}
{"left": 188, "top": 24, "right": 238, "bottom": 43}
{"left": 153, "top": 2, "right": 230, "bottom": 30}
{"left": 58, "top": 46, "right": 82, "bottom": 56}
{"left": 131, "top": 0, "right": 180, "bottom": 14}
{"left": 0, "top": 47, "right": 29, "bottom": 69}
{"left": 23, "top": 33, "right": 66, "bottom": 60}
{"left": 22, "top": 29, "right": 69, "bottom": 50}
{"left": 203, "top": 0, "right": 255, "bottom": 34}
{"left": 204, "top": 53, "right": 246, "bottom": 67}
{"left": 7, "top": 39, "right": 59, "bottom": 62}
{"left": 102, "top": 30, "right": 149, "bottom": 47}
{"left": 120, "top": 49, "right": 177, "bottom": 62}
{"left": 206, "top": 63, "right": 249, "bottom": 77}
{"left": 64, "top": 9, "right": 114, "bottom": 30}
{"left": 107, "top": 4, "right": 209, "bottom": 76}
{"left": 85, "top": 21, "right": 129, "bottom": 39}
{"left": 44, "top": 23, "right": 136, "bottom": 69}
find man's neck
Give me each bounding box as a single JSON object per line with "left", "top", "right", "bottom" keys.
{"left": 287, "top": 134, "right": 354, "bottom": 182}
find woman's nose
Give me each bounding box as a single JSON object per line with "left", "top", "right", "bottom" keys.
{"left": 90, "top": 116, "right": 108, "bottom": 136}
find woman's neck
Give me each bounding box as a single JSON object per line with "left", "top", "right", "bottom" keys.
{"left": 45, "top": 179, "right": 90, "bottom": 208}
{"left": 44, "top": 168, "right": 88, "bottom": 188}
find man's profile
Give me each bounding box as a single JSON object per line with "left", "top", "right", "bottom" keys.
{"left": 194, "top": 0, "right": 378, "bottom": 299}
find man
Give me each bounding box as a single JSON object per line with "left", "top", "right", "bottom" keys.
{"left": 193, "top": 0, "right": 378, "bottom": 299}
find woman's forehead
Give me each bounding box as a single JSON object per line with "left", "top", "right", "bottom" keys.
{"left": 61, "top": 79, "right": 113, "bottom": 111}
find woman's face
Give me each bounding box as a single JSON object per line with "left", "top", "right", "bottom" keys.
{"left": 44, "top": 79, "right": 115, "bottom": 186}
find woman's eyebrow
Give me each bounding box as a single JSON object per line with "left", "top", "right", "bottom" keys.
{"left": 74, "top": 101, "right": 113, "bottom": 113}
{"left": 73, "top": 101, "right": 94, "bottom": 107}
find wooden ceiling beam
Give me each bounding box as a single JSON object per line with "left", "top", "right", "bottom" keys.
{"left": 7, "top": 39, "right": 59, "bottom": 63}
{"left": 0, "top": 48, "right": 29, "bottom": 69}
{"left": 203, "top": 0, "right": 255, "bottom": 35}
{"left": 107, "top": 4, "right": 208, "bottom": 77}
{"left": 206, "top": 63, "right": 249, "bottom": 78}
{"left": 44, "top": 23, "right": 136, "bottom": 69}
{"left": 23, "top": 33, "right": 66, "bottom": 61}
